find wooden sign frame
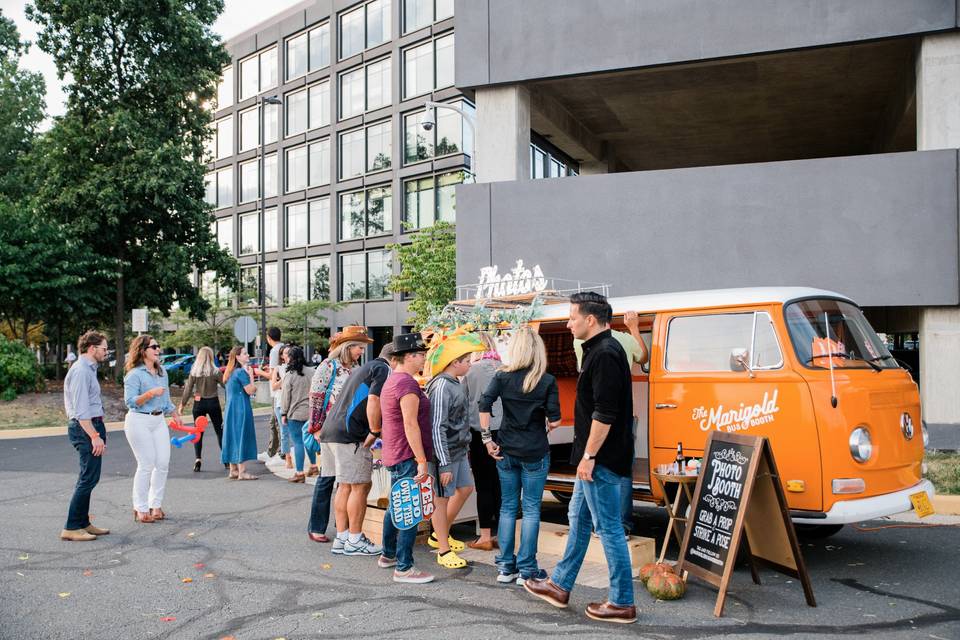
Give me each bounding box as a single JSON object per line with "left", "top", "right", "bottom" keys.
{"left": 677, "top": 431, "right": 816, "bottom": 617}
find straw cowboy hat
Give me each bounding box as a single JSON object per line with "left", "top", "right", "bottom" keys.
{"left": 425, "top": 325, "right": 484, "bottom": 378}
{"left": 329, "top": 325, "right": 374, "bottom": 350}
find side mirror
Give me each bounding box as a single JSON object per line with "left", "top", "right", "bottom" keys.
{"left": 730, "top": 348, "right": 755, "bottom": 378}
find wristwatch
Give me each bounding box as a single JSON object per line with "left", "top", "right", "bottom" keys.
{"left": 582, "top": 452, "right": 596, "bottom": 461}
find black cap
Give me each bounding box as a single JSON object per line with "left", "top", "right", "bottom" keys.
{"left": 392, "top": 333, "right": 427, "bottom": 355}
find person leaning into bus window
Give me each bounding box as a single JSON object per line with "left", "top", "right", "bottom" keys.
{"left": 178, "top": 347, "right": 224, "bottom": 474}
{"left": 479, "top": 326, "right": 562, "bottom": 586}
{"left": 123, "top": 335, "right": 182, "bottom": 523}
{"left": 523, "top": 291, "right": 637, "bottom": 624}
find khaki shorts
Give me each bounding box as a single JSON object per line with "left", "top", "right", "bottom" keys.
{"left": 326, "top": 442, "right": 374, "bottom": 484}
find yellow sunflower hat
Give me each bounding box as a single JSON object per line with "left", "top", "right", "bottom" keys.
{"left": 425, "top": 324, "right": 485, "bottom": 378}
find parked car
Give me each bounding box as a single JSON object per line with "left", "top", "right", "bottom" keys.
{"left": 163, "top": 354, "right": 195, "bottom": 375}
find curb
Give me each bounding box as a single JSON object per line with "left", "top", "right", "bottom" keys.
{"left": 0, "top": 406, "right": 274, "bottom": 440}
{"left": 934, "top": 494, "right": 960, "bottom": 515}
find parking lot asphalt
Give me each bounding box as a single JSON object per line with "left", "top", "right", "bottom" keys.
{"left": 1, "top": 418, "right": 959, "bottom": 640}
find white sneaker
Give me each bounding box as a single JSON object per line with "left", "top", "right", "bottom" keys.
{"left": 393, "top": 567, "right": 434, "bottom": 584}
{"left": 343, "top": 534, "right": 383, "bottom": 556}
{"left": 257, "top": 451, "right": 270, "bottom": 462}
{"left": 331, "top": 537, "right": 346, "bottom": 554}
{"left": 515, "top": 569, "right": 548, "bottom": 586}
{"left": 378, "top": 555, "right": 397, "bottom": 568}
{"left": 497, "top": 570, "right": 519, "bottom": 584}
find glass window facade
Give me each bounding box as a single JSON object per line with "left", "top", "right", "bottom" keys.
{"left": 264, "top": 153, "right": 278, "bottom": 198}
{"left": 366, "top": 57, "right": 392, "bottom": 111}
{"left": 286, "top": 32, "right": 308, "bottom": 81}
{"left": 339, "top": 250, "right": 392, "bottom": 301}
{"left": 435, "top": 34, "right": 454, "bottom": 89}
{"left": 339, "top": 186, "right": 393, "bottom": 240}
{"left": 264, "top": 262, "right": 278, "bottom": 306}
{"left": 215, "top": 166, "right": 233, "bottom": 208}
{"left": 340, "top": 1, "right": 392, "bottom": 60}
{"left": 286, "top": 202, "right": 308, "bottom": 248}
{"left": 239, "top": 212, "right": 258, "bottom": 255}
{"left": 403, "top": 34, "right": 454, "bottom": 99}
{"left": 286, "top": 145, "right": 308, "bottom": 192}
{"left": 286, "top": 258, "right": 309, "bottom": 302}
{"left": 339, "top": 66, "right": 365, "bottom": 120}
{"left": 216, "top": 116, "right": 233, "bottom": 159}
{"left": 367, "top": 121, "right": 392, "bottom": 172}
{"left": 403, "top": 170, "right": 469, "bottom": 228}
{"left": 404, "top": 100, "right": 473, "bottom": 164}
{"left": 286, "top": 88, "right": 308, "bottom": 137}
{"left": 309, "top": 80, "right": 330, "bottom": 130}
{"left": 264, "top": 103, "right": 279, "bottom": 144}
{"left": 239, "top": 47, "right": 278, "bottom": 100}
{"left": 403, "top": 0, "right": 432, "bottom": 33}
{"left": 339, "top": 128, "right": 365, "bottom": 180}
{"left": 309, "top": 138, "right": 330, "bottom": 187}
{"left": 217, "top": 66, "right": 233, "bottom": 108}
{"left": 239, "top": 107, "right": 258, "bottom": 152}
{"left": 264, "top": 207, "right": 278, "bottom": 252}
{"left": 239, "top": 158, "right": 258, "bottom": 203}
{"left": 216, "top": 217, "right": 233, "bottom": 253}
{"left": 309, "top": 197, "right": 331, "bottom": 245}
{"left": 310, "top": 257, "right": 331, "bottom": 300}
{"left": 309, "top": 23, "right": 330, "bottom": 71}
{"left": 367, "top": 0, "right": 391, "bottom": 48}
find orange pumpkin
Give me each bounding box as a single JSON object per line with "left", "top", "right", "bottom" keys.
{"left": 647, "top": 571, "right": 686, "bottom": 600}
{"left": 639, "top": 562, "right": 675, "bottom": 585}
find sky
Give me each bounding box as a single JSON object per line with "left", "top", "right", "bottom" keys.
{"left": 0, "top": 0, "right": 304, "bottom": 120}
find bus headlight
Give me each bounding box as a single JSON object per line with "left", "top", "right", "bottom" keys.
{"left": 849, "top": 427, "right": 873, "bottom": 463}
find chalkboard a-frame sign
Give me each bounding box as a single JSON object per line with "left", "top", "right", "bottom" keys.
{"left": 677, "top": 431, "right": 816, "bottom": 617}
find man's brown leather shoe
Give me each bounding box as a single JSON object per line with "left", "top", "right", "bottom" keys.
{"left": 522, "top": 577, "right": 569, "bottom": 608}
{"left": 308, "top": 532, "right": 330, "bottom": 543}
{"left": 60, "top": 528, "right": 97, "bottom": 541}
{"left": 585, "top": 601, "right": 637, "bottom": 624}
{"left": 85, "top": 525, "right": 110, "bottom": 536}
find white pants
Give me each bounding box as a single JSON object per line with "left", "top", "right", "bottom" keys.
{"left": 124, "top": 412, "right": 170, "bottom": 512}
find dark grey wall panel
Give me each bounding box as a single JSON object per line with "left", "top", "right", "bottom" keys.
{"left": 456, "top": 0, "right": 957, "bottom": 88}
{"left": 456, "top": 150, "right": 960, "bottom": 307}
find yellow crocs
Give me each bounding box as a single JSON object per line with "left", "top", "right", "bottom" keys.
{"left": 428, "top": 533, "right": 465, "bottom": 552}
{"left": 436, "top": 550, "right": 467, "bottom": 569}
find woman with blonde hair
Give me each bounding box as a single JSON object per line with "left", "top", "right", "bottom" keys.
{"left": 178, "top": 346, "right": 224, "bottom": 473}
{"left": 306, "top": 326, "right": 371, "bottom": 546}
{"left": 221, "top": 346, "right": 259, "bottom": 480}
{"left": 123, "top": 335, "right": 182, "bottom": 523}
{"left": 462, "top": 332, "right": 503, "bottom": 550}
{"left": 478, "top": 325, "right": 562, "bottom": 585}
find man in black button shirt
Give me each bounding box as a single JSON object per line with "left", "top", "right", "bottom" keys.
{"left": 523, "top": 292, "right": 636, "bottom": 624}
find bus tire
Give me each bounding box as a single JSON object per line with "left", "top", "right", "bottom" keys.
{"left": 793, "top": 523, "right": 844, "bottom": 538}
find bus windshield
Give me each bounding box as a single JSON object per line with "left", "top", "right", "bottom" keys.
{"left": 785, "top": 299, "right": 898, "bottom": 370}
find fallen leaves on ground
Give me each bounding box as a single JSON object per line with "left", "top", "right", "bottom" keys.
{"left": 160, "top": 616, "right": 176, "bottom": 622}
{"left": 18, "top": 554, "right": 29, "bottom": 561}
{"left": 181, "top": 577, "right": 193, "bottom": 583}
{"left": 204, "top": 573, "right": 216, "bottom": 579}
{"left": 58, "top": 592, "right": 71, "bottom": 598}
{"left": 82, "top": 570, "right": 93, "bottom": 577}
{"left": 193, "top": 563, "right": 205, "bottom": 569}
{"left": 321, "top": 563, "right": 332, "bottom": 569}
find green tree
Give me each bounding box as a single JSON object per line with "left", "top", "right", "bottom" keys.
{"left": 167, "top": 294, "right": 253, "bottom": 353}
{"left": 28, "top": 0, "right": 238, "bottom": 377}
{"left": 273, "top": 299, "right": 341, "bottom": 352}
{"left": 387, "top": 221, "right": 457, "bottom": 329}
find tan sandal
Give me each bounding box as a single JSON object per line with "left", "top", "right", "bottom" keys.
{"left": 237, "top": 473, "right": 259, "bottom": 480}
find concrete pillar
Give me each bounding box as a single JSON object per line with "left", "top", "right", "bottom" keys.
{"left": 917, "top": 33, "right": 960, "bottom": 434}
{"left": 476, "top": 85, "right": 531, "bottom": 183}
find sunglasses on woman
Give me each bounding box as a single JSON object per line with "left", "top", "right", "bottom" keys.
{"left": 147, "top": 344, "right": 161, "bottom": 350}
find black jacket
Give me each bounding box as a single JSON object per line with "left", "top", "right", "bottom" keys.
{"left": 478, "top": 368, "right": 560, "bottom": 461}
{"left": 572, "top": 329, "right": 634, "bottom": 477}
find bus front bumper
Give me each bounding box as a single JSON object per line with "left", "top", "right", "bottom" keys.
{"left": 792, "top": 479, "right": 935, "bottom": 525}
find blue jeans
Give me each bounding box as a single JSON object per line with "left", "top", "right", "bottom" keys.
{"left": 286, "top": 419, "right": 315, "bottom": 472}
{"left": 496, "top": 452, "right": 549, "bottom": 578}
{"left": 552, "top": 464, "right": 634, "bottom": 607}
{"left": 621, "top": 475, "right": 634, "bottom": 534}
{"left": 276, "top": 406, "right": 290, "bottom": 454}
{"left": 381, "top": 458, "right": 420, "bottom": 572}
{"left": 65, "top": 418, "right": 106, "bottom": 530}
{"left": 309, "top": 473, "right": 335, "bottom": 535}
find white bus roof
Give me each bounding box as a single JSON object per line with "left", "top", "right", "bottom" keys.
{"left": 533, "top": 287, "right": 853, "bottom": 321}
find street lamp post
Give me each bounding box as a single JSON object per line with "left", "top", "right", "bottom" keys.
{"left": 422, "top": 101, "right": 478, "bottom": 179}
{"left": 258, "top": 95, "right": 282, "bottom": 358}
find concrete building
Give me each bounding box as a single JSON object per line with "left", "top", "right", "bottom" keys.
{"left": 453, "top": 1, "right": 960, "bottom": 443}
{"left": 204, "top": 0, "right": 470, "bottom": 354}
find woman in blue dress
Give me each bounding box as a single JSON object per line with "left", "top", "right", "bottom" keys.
{"left": 222, "top": 346, "right": 259, "bottom": 480}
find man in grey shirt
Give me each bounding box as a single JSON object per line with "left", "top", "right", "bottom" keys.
{"left": 258, "top": 326, "right": 285, "bottom": 460}
{"left": 61, "top": 331, "right": 111, "bottom": 541}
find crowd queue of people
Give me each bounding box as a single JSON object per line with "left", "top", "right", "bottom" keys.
{"left": 59, "top": 292, "right": 646, "bottom": 624}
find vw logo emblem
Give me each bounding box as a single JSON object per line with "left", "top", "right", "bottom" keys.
{"left": 900, "top": 412, "right": 914, "bottom": 440}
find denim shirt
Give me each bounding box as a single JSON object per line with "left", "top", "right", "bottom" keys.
{"left": 124, "top": 365, "right": 175, "bottom": 414}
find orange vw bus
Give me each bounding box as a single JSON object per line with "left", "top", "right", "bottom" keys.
{"left": 532, "top": 287, "right": 932, "bottom": 536}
